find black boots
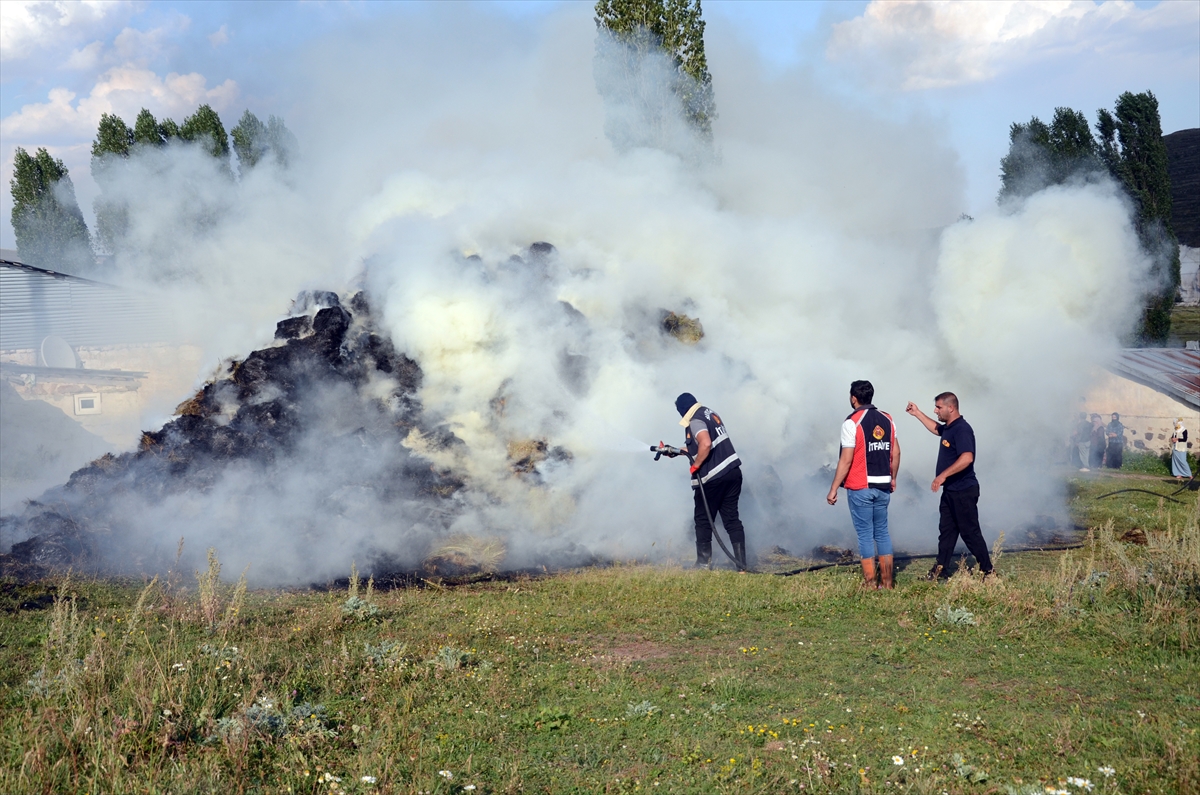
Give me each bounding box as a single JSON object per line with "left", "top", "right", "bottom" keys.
{"left": 732, "top": 541, "right": 747, "bottom": 570}
{"left": 694, "top": 542, "right": 712, "bottom": 568}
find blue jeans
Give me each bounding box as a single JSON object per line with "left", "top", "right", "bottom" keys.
{"left": 847, "top": 487, "right": 892, "bottom": 558}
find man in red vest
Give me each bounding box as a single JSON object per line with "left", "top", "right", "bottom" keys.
{"left": 826, "top": 380, "right": 901, "bottom": 589}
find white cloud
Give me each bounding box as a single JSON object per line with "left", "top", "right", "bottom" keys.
{"left": 0, "top": 68, "right": 240, "bottom": 140}
{"left": 65, "top": 40, "right": 104, "bottom": 70}
{"left": 209, "top": 24, "right": 229, "bottom": 47}
{"left": 0, "top": 0, "right": 129, "bottom": 62}
{"left": 828, "top": 0, "right": 1191, "bottom": 90}
{"left": 112, "top": 18, "right": 192, "bottom": 66}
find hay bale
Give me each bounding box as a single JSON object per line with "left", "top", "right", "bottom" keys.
{"left": 661, "top": 311, "right": 704, "bottom": 344}
{"left": 508, "top": 439, "right": 548, "bottom": 474}
{"left": 425, "top": 535, "right": 507, "bottom": 574}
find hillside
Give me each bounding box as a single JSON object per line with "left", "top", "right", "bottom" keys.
{"left": 1165, "top": 128, "right": 1200, "bottom": 247}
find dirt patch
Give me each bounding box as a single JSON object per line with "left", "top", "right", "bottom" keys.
{"left": 585, "top": 638, "right": 674, "bottom": 667}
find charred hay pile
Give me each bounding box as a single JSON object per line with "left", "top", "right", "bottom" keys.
{"left": 0, "top": 289, "right": 474, "bottom": 582}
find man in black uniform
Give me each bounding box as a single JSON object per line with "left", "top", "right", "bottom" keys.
{"left": 674, "top": 392, "right": 746, "bottom": 569}
{"left": 906, "top": 392, "right": 995, "bottom": 581}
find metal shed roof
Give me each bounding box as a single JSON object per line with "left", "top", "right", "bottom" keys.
{"left": 1108, "top": 348, "right": 1200, "bottom": 411}
{"left": 0, "top": 259, "right": 175, "bottom": 350}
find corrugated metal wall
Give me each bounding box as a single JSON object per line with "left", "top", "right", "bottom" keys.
{"left": 0, "top": 261, "right": 175, "bottom": 351}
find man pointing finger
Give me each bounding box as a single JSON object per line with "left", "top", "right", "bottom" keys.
{"left": 906, "top": 392, "right": 994, "bottom": 582}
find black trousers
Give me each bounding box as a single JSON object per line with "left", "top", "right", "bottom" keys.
{"left": 937, "top": 485, "right": 992, "bottom": 573}
{"left": 693, "top": 468, "right": 745, "bottom": 558}
{"left": 1105, "top": 443, "right": 1123, "bottom": 469}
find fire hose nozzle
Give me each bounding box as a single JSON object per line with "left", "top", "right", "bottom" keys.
{"left": 650, "top": 442, "right": 687, "bottom": 461}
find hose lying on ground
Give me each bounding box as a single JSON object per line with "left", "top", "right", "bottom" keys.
{"left": 771, "top": 544, "right": 1086, "bottom": 577}
{"left": 1094, "top": 472, "right": 1196, "bottom": 503}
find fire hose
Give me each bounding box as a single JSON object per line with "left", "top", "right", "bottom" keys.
{"left": 1094, "top": 471, "right": 1195, "bottom": 504}
{"left": 650, "top": 442, "right": 749, "bottom": 572}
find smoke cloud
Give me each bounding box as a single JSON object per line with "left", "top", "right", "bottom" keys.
{"left": 3, "top": 4, "right": 1154, "bottom": 584}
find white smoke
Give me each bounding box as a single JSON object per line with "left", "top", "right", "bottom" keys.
{"left": 4, "top": 4, "right": 1154, "bottom": 583}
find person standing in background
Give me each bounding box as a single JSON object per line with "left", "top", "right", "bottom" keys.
{"left": 1074, "top": 412, "right": 1092, "bottom": 471}
{"left": 1171, "top": 419, "right": 1192, "bottom": 481}
{"left": 1105, "top": 413, "right": 1126, "bottom": 470}
{"left": 905, "top": 392, "right": 995, "bottom": 582}
{"left": 826, "top": 380, "right": 901, "bottom": 589}
{"left": 1089, "top": 414, "right": 1107, "bottom": 470}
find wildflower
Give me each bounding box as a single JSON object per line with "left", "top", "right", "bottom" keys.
{"left": 1098, "top": 766, "right": 1116, "bottom": 777}
{"left": 361, "top": 776, "right": 376, "bottom": 784}
{"left": 892, "top": 756, "right": 904, "bottom": 766}
{"left": 1067, "top": 778, "right": 1093, "bottom": 791}
{"left": 464, "top": 787, "right": 477, "bottom": 792}
{"left": 438, "top": 770, "right": 453, "bottom": 780}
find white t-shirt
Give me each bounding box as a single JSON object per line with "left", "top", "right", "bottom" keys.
{"left": 840, "top": 419, "right": 857, "bottom": 449}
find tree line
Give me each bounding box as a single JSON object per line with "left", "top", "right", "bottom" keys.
{"left": 998, "top": 91, "right": 1179, "bottom": 344}
{"left": 8, "top": 104, "right": 295, "bottom": 273}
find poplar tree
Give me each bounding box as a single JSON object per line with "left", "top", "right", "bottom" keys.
{"left": 997, "top": 92, "right": 1179, "bottom": 343}
{"left": 231, "top": 110, "right": 267, "bottom": 169}
{"left": 91, "top": 113, "right": 134, "bottom": 253}
{"left": 9, "top": 147, "right": 93, "bottom": 271}
{"left": 232, "top": 110, "right": 298, "bottom": 171}
{"left": 133, "top": 108, "right": 178, "bottom": 147}
{"left": 179, "top": 104, "right": 230, "bottom": 163}
{"left": 593, "top": 0, "right": 716, "bottom": 150}
{"left": 998, "top": 108, "right": 1101, "bottom": 201}
{"left": 1097, "top": 91, "right": 1179, "bottom": 344}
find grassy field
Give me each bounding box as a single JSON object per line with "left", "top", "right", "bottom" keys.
{"left": 2, "top": 483, "right": 1198, "bottom": 794}
{"left": 1169, "top": 306, "right": 1200, "bottom": 344}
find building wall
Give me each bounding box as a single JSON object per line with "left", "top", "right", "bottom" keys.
{"left": 1181, "top": 245, "right": 1200, "bottom": 306}
{"left": 1080, "top": 368, "right": 1198, "bottom": 453}
{"left": 2, "top": 343, "right": 207, "bottom": 449}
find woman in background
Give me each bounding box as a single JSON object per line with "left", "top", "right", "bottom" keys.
{"left": 1089, "top": 414, "right": 1107, "bottom": 469}
{"left": 1170, "top": 419, "right": 1192, "bottom": 481}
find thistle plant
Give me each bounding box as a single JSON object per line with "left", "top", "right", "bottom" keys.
{"left": 936, "top": 605, "right": 978, "bottom": 626}
{"left": 341, "top": 562, "right": 380, "bottom": 621}
{"left": 431, "top": 646, "right": 472, "bottom": 671}
{"left": 626, "top": 700, "right": 660, "bottom": 717}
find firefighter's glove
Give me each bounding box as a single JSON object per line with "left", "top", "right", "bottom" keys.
{"left": 689, "top": 464, "right": 699, "bottom": 475}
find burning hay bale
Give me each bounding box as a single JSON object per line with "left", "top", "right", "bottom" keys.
{"left": 0, "top": 288, "right": 467, "bottom": 580}
{"left": 508, "top": 439, "right": 548, "bottom": 474}
{"left": 424, "top": 535, "right": 507, "bottom": 575}
{"left": 661, "top": 310, "right": 704, "bottom": 344}
{"left": 507, "top": 439, "right": 574, "bottom": 477}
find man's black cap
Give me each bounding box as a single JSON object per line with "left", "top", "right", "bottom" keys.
{"left": 675, "top": 392, "right": 697, "bottom": 416}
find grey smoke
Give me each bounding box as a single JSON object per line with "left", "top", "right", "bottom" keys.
{"left": 2, "top": 4, "right": 1154, "bottom": 583}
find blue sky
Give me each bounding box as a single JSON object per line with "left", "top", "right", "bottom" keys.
{"left": 1, "top": 0, "right": 1197, "bottom": 249}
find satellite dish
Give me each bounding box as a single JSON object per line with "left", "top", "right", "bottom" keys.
{"left": 39, "top": 336, "right": 78, "bottom": 369}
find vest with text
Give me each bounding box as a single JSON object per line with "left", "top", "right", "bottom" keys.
{"left": 845, "top": 406, "right": 895, "bottom": 491}
{"left": 685, "top": 405, "right": 741, "bottom": 488}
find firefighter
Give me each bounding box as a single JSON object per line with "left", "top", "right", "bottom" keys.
{"left": 675, "top": 393, "right": 746, "bottom": 568}
{"left": 826, "top": 380, "right": 900, "bottom": 589}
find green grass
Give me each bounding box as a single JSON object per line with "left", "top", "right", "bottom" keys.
{"left": 1069, "top": 473, "right": 1196, "bottom": 535}
{"left": 1170, "top": 306, "right": 1200, "bottom": 343}
{"left": 1113, "top": 451, "right": 1198, "bottom": 478}
{"left": 2, "top": 491, "right": 1198, "bottom": 794}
